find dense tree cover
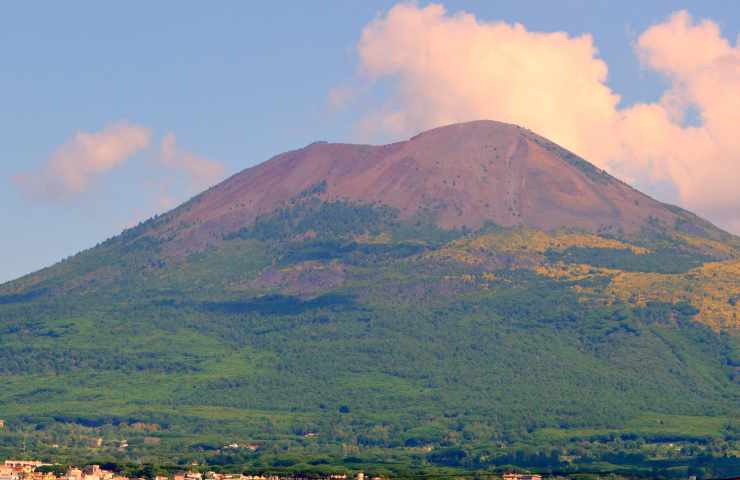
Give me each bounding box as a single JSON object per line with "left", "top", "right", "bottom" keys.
{"left": 545, "top": 246, "right": 713, "bottom": 274}
{"left": 0, "top": 199, "right": 737, "bottom": 478}
{"left": 225, "top": 198, "right": 399, "bottom": 242}
{"left": 277, "top": 240, "right": 427, "bottom": 266}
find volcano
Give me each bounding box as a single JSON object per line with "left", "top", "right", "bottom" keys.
{"left": 0, "top": 120, "right": 738, "bottom": 475}
{"left": 152, "top": 120, "right": 723, "bottom": 254}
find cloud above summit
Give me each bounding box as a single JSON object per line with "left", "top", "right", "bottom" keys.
{"left": 344, "top": 4, "right": 740, "bottom": 232}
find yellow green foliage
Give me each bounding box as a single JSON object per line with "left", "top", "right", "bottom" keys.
{"left": 532, "top": 259, "right": 740, "bottom": 331}
{"left": 424, "top": 228, "right": 740, "bottom": 331}
{"left": 353, "top": 232, "right": 393, "bottom": 244}
{"left": 463, "top": 228, "right": 649, "bottom": 255}
{"left": 534, "top": 263, "right": 616, "bottom": 281}
{"left": 679, "top": 234, "right": 739, "bottom": 259}
{"left": 425, "top": 247, "right": 487, "bottom": 265}
{"left": 606, "top": 261, "right": 740, "bottom": 331}
{"left": 425, "top": 228, "right": 648, "bottom": 265}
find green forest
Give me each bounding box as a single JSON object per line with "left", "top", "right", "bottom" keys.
{"left": 0, "top": 197, "right": 738, "bottom": 479}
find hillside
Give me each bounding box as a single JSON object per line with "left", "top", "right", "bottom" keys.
{"left": 0, "top": 121, "right": 738, "bottom": 478}
{"left": 139, "top": 121, "right": 730, "bottom": 254}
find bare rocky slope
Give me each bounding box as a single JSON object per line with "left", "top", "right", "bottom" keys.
{"left": 152, "top": 120, "right": 724, "bottom": 254}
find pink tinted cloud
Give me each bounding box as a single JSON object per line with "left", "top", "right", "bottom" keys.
{"left": 119, "top": 133, "right": 226, "bottom": 228}
{"left": 355, "top": 3, "right": 620, "bottom": 162}
{"left": 327, "top": 85, "right": 356, "bottom": 111}
{"left": 159, "top": 132, "right": 226, "bottom": 191}
{"left": 348, "top": 4, "right": 740, "bottom": 232}
{"left": 617, "top": 10, "right": 740, "bottom": 225}
{"left": 14, "top": 123, "right": 226, "bottom": 232}
{"left": 15, "top": 122, "right": 151, "bottom": 200}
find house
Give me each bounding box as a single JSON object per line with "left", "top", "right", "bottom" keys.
{"left": 0, "top": 464, "right": 15, "bottom": 480}
{"left": 4, "top": 461, "right": 45, "bottom": 475}
{"left": 83, "top": 464, "right": 112, "bottom": 480}
{"left": 4, "top": 462, "right": 44, "bottom": 471}
{"left": 89, "top": 438, "right": 103, "bottom": 448}
{"left": 503, "top": 474, "right": 542, "bottom": 480}
{"left": 66, "top": 467, "right": 83, "bottom": 480}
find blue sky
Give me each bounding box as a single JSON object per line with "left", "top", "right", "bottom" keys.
{"left": 2, "top": 1, "right": 739, "bottom": 283}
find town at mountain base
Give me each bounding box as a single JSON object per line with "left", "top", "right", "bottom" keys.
{"left": 0, "top": 121, "right": 738, "bottom": 479}
{"left": 1, "top": 460, "right": 546, "bottom": 480}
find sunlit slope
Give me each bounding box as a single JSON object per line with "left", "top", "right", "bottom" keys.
{"left": 0, "top": 120, "right": 737, "bottom": 466}
{"left": 428, "top": 227, "right": 739, "bottom": 331}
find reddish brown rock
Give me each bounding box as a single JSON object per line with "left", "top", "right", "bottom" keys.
{"left": 152, "top": 120, "right": 714, "bottom": 253}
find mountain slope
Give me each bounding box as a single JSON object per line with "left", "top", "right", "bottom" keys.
{"left": 142, "top": 120, "right": 729, "bottom": 254}
{"left": 0, "top": 120, "right": 738, "bottom": 477}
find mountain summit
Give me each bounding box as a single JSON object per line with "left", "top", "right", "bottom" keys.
{"left": 153, "top": 120, "right": 720, "bottom": 254}
{"left": 1, "top": 120, "right": 738, "bottom": 475}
